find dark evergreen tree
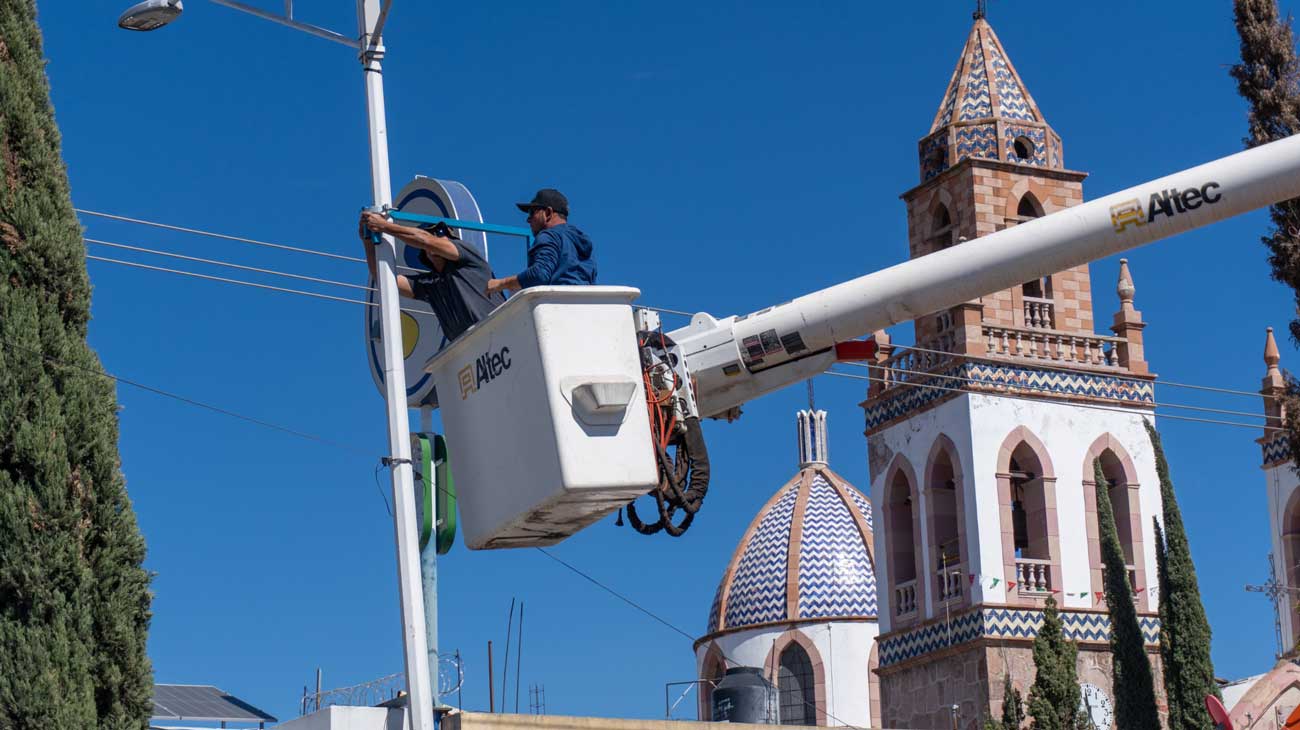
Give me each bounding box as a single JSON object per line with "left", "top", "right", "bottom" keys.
{"left": 1145, "top": 421, "right": 1220, "bottom": 730}
{"left": 0, "top": 1, "right": 153, "bottom": 728}
{"left": 1231, "top": 0, "right": 1300, "bottom": 339}
{"left": 1230, "top": 0, "right": 1300, "bottom": 469}
{"left": 1028, "top": 596, "right": 1081, "bottom": 730}
{"left": 1001, "top": 672, "right": 1026, "bottom": 730}
{"left": 1094, "top": 461, "right": 1161, "bottom": 730}
{"left": 1154, "top": 518, "right": 1181, "bottom": 730}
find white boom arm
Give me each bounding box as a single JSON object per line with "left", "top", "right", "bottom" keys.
{"left": 671, "top": 134, "right": 1300, "bottom": 419}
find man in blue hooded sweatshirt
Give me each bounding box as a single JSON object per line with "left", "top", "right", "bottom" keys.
{"left": 485, "top": 188, "right": 596, "bottom": 295}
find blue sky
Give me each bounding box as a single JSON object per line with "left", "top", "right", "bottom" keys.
{"left": 34, "top": 0, "right": 1296, "bottom": 722}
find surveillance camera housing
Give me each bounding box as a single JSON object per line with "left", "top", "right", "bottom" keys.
{"left": 118, "top": 0, "right": 183, "bottom": 31}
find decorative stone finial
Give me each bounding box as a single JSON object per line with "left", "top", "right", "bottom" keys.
{"left": 1265, "top": 327, "right": 1281, "bottom": 373}
{"left": 1116, "top": 259, "right": 1135, "bottom": 305}
{"left": 797, "top": 410, "right": 829, "bottom": 468}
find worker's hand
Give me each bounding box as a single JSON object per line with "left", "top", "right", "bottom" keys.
{"left": 486, "top": 278, "right": 508, "bottom": 296}
{"left": 359, "top": 211, "right": 391, "bottom": 239}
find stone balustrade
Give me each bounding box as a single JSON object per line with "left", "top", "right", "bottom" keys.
{"left": 894, "top": 579, "right": 919, "bottom": 618}
{"left": 983, "top": 325, "right": 1122, "bottom": 369}
{"left": 1022, "top": 296, "right": 1055, "bottom": 329}
{"left": 935, "top": 566, "right": 964, "bottom": 603}
{"left": 1015, "top": 558, "right": 1053, "bottom": 593}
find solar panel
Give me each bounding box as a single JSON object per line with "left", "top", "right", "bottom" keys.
{"left": 150, "top": 684, "right": 277, "bottom": 723}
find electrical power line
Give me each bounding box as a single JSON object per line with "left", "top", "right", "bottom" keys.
{"left": 78, "top": 224, "right": 1274, "bottom": 424}
{"left": 86, "top": 254, "right": 441, "bottom": 317}
{"left": 77, "top": 208, "right": 1276, "bottom": 397}
{"left": 842, "top": 360, "right": 1277, "bottom": 423}
{"left": 86, "top": 238, "right": 374, "bottom": 292}
{"left": 533, "top": 546, "right": 867, "bottom": 728}
{"left": 884, "top": 338, "right": 1268, "bottom": 400}
{"left": 77, "top": 208, "right": 366, "bottom": 264}
{"left": 825, "top": 369, "right": 1272, "bottom": 432}
{"left": 85, "top": 247, "right": 693, "bottom": 319}
{"left": 0, "top": 336, "right": 370, "bottom": 456}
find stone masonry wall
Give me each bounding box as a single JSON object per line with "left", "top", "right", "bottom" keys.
{"left": 879, "top": 640, "right": 1167, "bottom": 730}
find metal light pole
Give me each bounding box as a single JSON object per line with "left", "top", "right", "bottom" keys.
{"left": 116, "top": 3, "right": 434, "bottom": 728}
{"left": 355, "top": 2, "right": 437, "bottom": 725}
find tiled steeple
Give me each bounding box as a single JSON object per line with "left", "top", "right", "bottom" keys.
{"left": 920, "top": 18, "right": 1064, "bottom": 181}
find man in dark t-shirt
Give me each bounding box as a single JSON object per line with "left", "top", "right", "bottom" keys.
{"left": 359, "top": 211, "right": 505, "bottom": 341}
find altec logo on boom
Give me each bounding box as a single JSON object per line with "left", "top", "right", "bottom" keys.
{"left": 458, "top": 346, "right": 511, "bottom": 399}
{"left": 1109, "top": 181, "right": 1222, "bottom": 232}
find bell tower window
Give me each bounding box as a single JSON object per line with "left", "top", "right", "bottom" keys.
{"left": 1007, "top": 445, "right": 1054, "bottom": 593}
{"left": 929, "top": 204, "right": 955, "bottom": 252}
{"left": 1012, "top": 135, "right": 1035, "bottom": 162}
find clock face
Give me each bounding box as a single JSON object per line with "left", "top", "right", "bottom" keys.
{"left": 1078, "top": 683, "right": 1114, "bottom": 730}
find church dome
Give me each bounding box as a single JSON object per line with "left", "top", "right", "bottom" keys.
{"left": 706, "top": 411, "right": 877, "bottom": 635}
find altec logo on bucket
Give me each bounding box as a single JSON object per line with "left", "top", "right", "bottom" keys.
{"left": 1109, "top": 181, "right": 1222, "bottom": 233}
{"left": 458, "top": 347, "right": 511, "bottom": 399}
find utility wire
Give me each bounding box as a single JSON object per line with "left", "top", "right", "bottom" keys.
{"left": 86, "top": 238, "right": 374, "bottom": 292}
{"left": 533, "top": 546, "right": 866, "bottom": 728}
{"left": 884, "top": 339, "right": 1268, "bottom": 400}
{"left": 86, "top": 246, "right": 693, "bottom": 319}
{"left": 0, "top": 336, "right": 370, "bottom": 456}
{"left": 73, "top": 208, "right": 1275, "bottom": 394}
{"left": 85, "top": 252, "right": 1275, "bottom": 429}
{"left": 76, "top": 208, "right": 366, "bottom": 264}
{"left": 78, "top": 227, "right": 1269, "bottom": 412}
{"left": 843, "top": 361, "right": 1277, "bottom": 423}
{"left": 533, "top": 547, "right": 695, "bottom": 642}
{"left": 824, "top": 369, "right": 1273, "bottom": 432}
{"left": 87, "top": 254, "right": 439, "bottom": 317}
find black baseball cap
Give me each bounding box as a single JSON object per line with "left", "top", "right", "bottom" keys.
{"left": 416, "top": 221, "right": 459, "bottom": 270}
{"left": 516, "top": 188, "right": 569, "bottom": 217}
{"left": 417, "top": 220, "right": 460, "bottom": 240}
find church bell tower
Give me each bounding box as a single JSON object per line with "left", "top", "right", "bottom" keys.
{"left": 861, "top": 14, "right": 1167, "bottom": 730}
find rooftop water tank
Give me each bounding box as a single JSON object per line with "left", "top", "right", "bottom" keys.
{"left": 711, "top": 667, "right": 778, "bottom": 724}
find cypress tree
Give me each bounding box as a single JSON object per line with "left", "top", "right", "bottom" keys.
{"left": 1154, "top": 518, "right": 1182, "bottom": 730}
{"left": 1028, "top": 596, "right": 1081, "bottom": 730}
{"left": 1230, "top": 0, "right": 1300, "bottom": 342}
{"left": 0, "top": 2, "right": 153, "bottom": 728}
{"left": 1229, "top": 0, "right": 1300, "bottom": 469}
{"left": 1094, "top": 461, "right": 1161, "bottom": 730}
{"left": 1001, "top": 671, "right": 1026, "bottom": 730}
{"left": 1145, "top": 421, "right": 1220, "bottom": 730}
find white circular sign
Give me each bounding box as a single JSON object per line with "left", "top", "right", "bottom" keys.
{"left": 365, "top": 177, "right": 488, "bottom": 408}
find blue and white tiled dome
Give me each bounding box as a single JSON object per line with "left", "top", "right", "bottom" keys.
{"left": 705, "top": 411, "right": 877, "bottom": 635}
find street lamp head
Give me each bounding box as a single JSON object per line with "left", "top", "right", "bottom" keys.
{"left": 118, "top": 0, "right": 183, "bottom": 31}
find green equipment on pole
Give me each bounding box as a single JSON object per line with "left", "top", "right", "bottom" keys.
{"left": 414, "top": 433, "right": 457, "bottom": 555}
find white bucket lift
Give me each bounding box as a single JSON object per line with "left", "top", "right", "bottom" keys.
{"left": 425, "top": 286, "right": 659, "bottom": 549}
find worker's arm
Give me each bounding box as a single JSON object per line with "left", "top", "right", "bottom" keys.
{"left": 494, "top": 231, "right": 560, "bottom": 292}
{"left": 362, "top": 211, "right": 460, "bottom": 262}
{"left": 360, "top": 214, "right": 414, "bottom": 298}
{"left": 486, "top": 275, "right": 521, "bottom": 295}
